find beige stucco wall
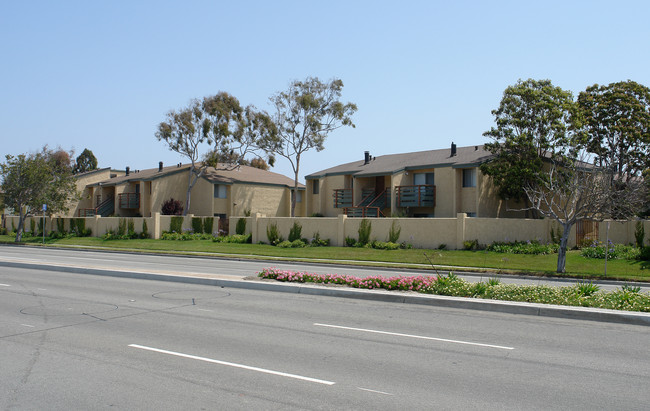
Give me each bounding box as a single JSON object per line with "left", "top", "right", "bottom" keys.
{"left": 229, "top": 184, "right": 288, "bottom": 217}
{"left": 68, "top": 169, "right": 116, "bottom": 217}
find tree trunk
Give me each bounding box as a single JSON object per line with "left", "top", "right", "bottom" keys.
{"left": 184, "top": 168, "right": 192, "bottom": 216}
{"left": 15, "top": 213, "right": 25, "bottom": 242}
{"left": 291, "top": 162, "right": 300, "bottom": 218}
{"left": 556, "top": 222, "right": 572, "bottom": 273}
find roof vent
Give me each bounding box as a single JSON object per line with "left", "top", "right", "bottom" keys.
{"left": 125, "top": 166, "right": 130, "bottom": 176}
{"left": 475, "top": 145, "right": 478, "bottom": 151}
{"left": 159, "top": 161, "right": 163, "bottom": 172}
{"left": 364, "top": 151, "right": 371, "bottom": 165}
{"left": 451, "top": 142, "right": 457, "bottom": 157}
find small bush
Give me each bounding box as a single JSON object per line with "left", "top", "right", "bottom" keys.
{"left": 141, "top": 219, "right": 150, "bottom": 239}
{"left": 213, "top": 234, "right": 251, "bottom": 243}
{"left": 635, "top": 222, "right": 645, "bottom": 248}
{"left": 463, "top": 239, "right": 479, "bottom": 251}
{"left": 310, "top": 232, "right": 330, "bottom": 247}
{"left": 288, "top": 222, "right": 302, "bottom": 242}
{"left": 388, "top": 220, "right": 401, "bottom": 243}
{"left": 30, "top": 219, "right": 36, "bottom": 235}
{"left": 192, "top": 217, "right": 203, "bottom": 234}
{"left": 203, "top": 217, "right": 214, "bottom": 235}
{"left": 169, "top": 216, "right": 183, "bottom": 233}
{"left": 370, "top": 241, "right": 401, "bottom": 250}
{"left": 575, "top": 281, "right": 600, "bottom": 297}
{"left": 580, "top": 241, "right": 640, "bottom": 260}
{"left": 638, "top": 246, "right": 650, "bottom": 261}
{"left": 236, "top": 218, "right": 247, "bottom": 235}
{"left": 358, "top": 219, "right": 372, "bottom": 246}
{"left": 438, "top": 244, "right": 447, "bottom": 250}
{"left": 266, "top": 222, "right": 282, "bottom": 246}
{"left": 127, "top": 219, "right": 137, "bottom": 239}
{"left": 486, "top": 240, "right": 559, "bottom": 255}
{"left": 56, "top": 218, "right": 66, "bottom": 234}
{"left": 345, "top": 236, "right": 357, "bottom": 247}
{"left": 161, "top": 198, "right": 184, "bottom": 215}
{"left": 117, "top": 218, "right": 127, "bottom": 236}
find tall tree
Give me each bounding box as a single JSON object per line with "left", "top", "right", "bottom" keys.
{"left": 263, "top": 77, "right": 357, "bottom": 216}
{"left": 524, "top": 152, "right": 646, "bottom": 272}
{"left": 480, "top": 79, "right": 578, "bottom": 216}
{"left": 0, "top": 147, "right": 77, "bottom": 242}
{"left": 73, "top": 148, "right": 98, "bottom": 174}
{"left": 578, "top": 80, "right": 650, "bottom": 182}
{"left": 156, "top": 98, "right": 211, "bottom": 215}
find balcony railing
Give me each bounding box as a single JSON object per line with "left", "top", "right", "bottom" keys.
{"left": 343, "top": 207, "right": 382, "bottom": 218}
{"left": 118, "top": 193, "right": 140, "bottom": 209}
{"left": 333, "top": 188, "right": 352, "bottom": 208}
{"left": 396, "top": 185, "right": 435, "bottom": 207}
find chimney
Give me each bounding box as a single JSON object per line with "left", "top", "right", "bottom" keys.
{"left": 364, "top": 151, "right": 371, "bottom": 165}
{"left": 451, "top": 142, "right": 457, "bottom": 157}
{"left": 125, "top": 166, "right": 130, "bottom": 176}
{"left": 159, "top": 161, "right": 163, "bottom": 172}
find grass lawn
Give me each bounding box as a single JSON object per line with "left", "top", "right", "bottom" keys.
{"left": 1, "top": 235, "right": 648, "bottom": 282}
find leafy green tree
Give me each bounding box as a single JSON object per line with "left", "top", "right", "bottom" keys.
{"left": 156, "top": 93, "right": 275, "bottom": 215}
{"left": 263, "top": 77, "right": 357, "bottom": 216}
{"left": 73, "top": 148, "right": 98, "bottom": 174}
{"left": 0, "top": 147, "right": 77, "bottom": 242}
{"left": 481, "top": 79, "right": 578, "bottom": 217}
{"left": 577, "top": 80, "right": 650, "bottom": 182}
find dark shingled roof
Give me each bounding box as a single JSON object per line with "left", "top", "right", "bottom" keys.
{"left": 305, "top": 145, "right": 493, "bottom": 179}
{"left": 90, "top": 163, "right": 304, "bottom": 189}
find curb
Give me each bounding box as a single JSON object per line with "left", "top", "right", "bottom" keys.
{"left": 4, "top": 260, "right": 650, "bottom": 327}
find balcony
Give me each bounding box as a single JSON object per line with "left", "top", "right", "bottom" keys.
{"left": 118, "top": 193, "right": 140, "bottom": 209}
{"left": 333, "top": 189, "right": 352, "bottom": 208}
{"left": 396, "top": 185, "right": 435, "bottom": 207}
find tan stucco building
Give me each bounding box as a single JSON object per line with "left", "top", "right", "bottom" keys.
{"left": 72, "top": 162, "right": 304, "bottom": 219}
{"left": 305, "top": 143, "right": 525, "bottom": 218}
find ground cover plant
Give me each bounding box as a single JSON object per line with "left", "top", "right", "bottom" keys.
{"left": 258, "top": 268, "right": 650, "bottom": 312}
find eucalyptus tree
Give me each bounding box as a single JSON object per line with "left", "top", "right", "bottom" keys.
{"left": 263, "top": 77, "right": 357, "bottom": 216}
{"left": 73, "top": 148, "right": 98, "bottom": 174}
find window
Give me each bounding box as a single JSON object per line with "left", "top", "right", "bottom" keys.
{"left": 466, "top": 212, "right": 476, "bottom": 217}
{"left": 414, "top": 172, "right": 434, "bottom": 186}
{"left": 213, "top": 184, "right": 227, "bottom": 199}
{"left": 292, "top": 190, "right": 302, "bottom": 203}
{"left": 462, "top": 169, "right": 476, "bottom": 187}
{"left": 312, "top": 180, "right": 319, "bottom": 194}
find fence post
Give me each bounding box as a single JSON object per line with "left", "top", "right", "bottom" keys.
{"left": 94, "top": 215, "right": 100, "bottom": 237}
{"left": 251, "top": 213, "right": 261, "bottom": 244}
{"left": 337, "top": 214, "right": 347, "bottom": 247}
{"left": 153, "top": 212, "right": 161, "bottom": 239}
{"left": 456, "top": 213, "right": 467, "bottom": 250}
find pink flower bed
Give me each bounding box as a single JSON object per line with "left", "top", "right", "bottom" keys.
{"left": 257, "top": 267, "right": 437, "bottom": 292}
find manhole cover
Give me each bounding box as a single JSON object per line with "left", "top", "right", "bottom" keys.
{"left": 152, "top": 289, "right": 230, "bottom": 301}
{"left": 21, "top": 302, "right": 119, "bottom": 316}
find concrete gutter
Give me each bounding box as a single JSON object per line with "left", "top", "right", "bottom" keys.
{"left": 4, "top": 259, "right": 650, "bottom": 327}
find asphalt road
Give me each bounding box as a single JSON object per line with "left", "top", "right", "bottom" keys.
{"left": 1, "top": 265, "right": 649, "bottom": 410}
{"left": 0, "top": 245, "right": 647, "bottom": 292}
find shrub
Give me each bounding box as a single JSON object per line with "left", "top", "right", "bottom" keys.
{"left": 37, "top": 218, "right": 44, "bottom": 236}
{"left": 310, "top": 232, "right": 330, "bottom": 247}
{"left": 486, "top": 240, "right": 559, "bottom": 255}
{"left": 236, "top": 218, "right": 247, "bottom": 235}
{"left": 30, "top": 219, "right": 36, "bottom": 235}
{"left": 213, "top": 234, "right": 251, "bottom": 243}
{"left": 635, "top": 221, "right": 645, "bottom": 248}
{"left": 345, "top": 236, "right": 357, "bottom": 247}
{"left": 141, "top": 219, "right": 150, "bottom": 239}
{"left": 71, "top": 218, "right": 92, "bottom": 237}
{"left": 161, "top": 198, "right": 183, "bottom": 215}
{"left": 638, "top": 246, "right": 650, "bottom": 261}
{"left": 310, "top": 213, "right": 324, "bottom": 217}
{"left": 288, "top": 222, "right": 302, "bottom": 242}
{"left": 358, "top": 219, "right": 372, "bottom": 246}
{"left": 169, "top": 216, "right": 183, "bottom": 233}
{"left": 370, "top": 241, "right": 401, "bottom": 250}
{"left": 202, "top": 217, "right": 214, "bottom": 235}
{"left": 56, "top": 218, "right": 66, "bottom": 234}
{"left": 463, "top": 239, "right": 479, "bottom": 250}
{"left": 580, "top": 241, "right": 640, "bottom": 260}
{"left": 191, "top": 217, "right": 203, "bottom": 234}
{"left": 438, "top": 244, "right": 447, "bottom": 250}
{"left": 388, "top": 220, "right": 401, "bottom": 243}
{"left": 575, "top": 281, "right": 600, "bottom": 297}
{"left": 127, "top": 219, "right": 137, "bottom": 239}
{"left": 266, "top": 222, "right": 282, "bottom": 246}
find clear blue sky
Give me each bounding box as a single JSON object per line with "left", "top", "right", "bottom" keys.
{"left": 2, "top": 0, "right": 649, "bottom": 181}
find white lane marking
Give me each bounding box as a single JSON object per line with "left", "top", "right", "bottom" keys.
{"left": 0, "top": 284, "right": 10, "bottom": 287}
{"left": 128, "top": 344, "right": 335, "bottom": 385}
{"left": 21, "top": 324, "right": 34, "bottom": 328}
{"left": 357, "top": 387, "right": 394, "bottom": 396}
{"left": 197, "top": 309, "right": 213, "bottom": 312}
{"left": 314, "top": 323, "right": 514, "bottom": 351}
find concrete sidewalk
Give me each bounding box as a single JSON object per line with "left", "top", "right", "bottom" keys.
{"left": 3, "top": 257, "right": 649, "bottom": 327}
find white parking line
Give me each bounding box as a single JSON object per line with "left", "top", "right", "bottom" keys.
{"left": 21, "top": 324, "right": 34, "bottom": 327}
{"left": 314, "top": 323, "right": 514, "bottom": 350}
{"left": 128, "top": 344, "right": 335, "bottom": 385}
{"left": 358, "top": 387, "right": 394, "bottom": 395}
{"left": 0, "top": 284, "right": 10, "bottom": 287}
